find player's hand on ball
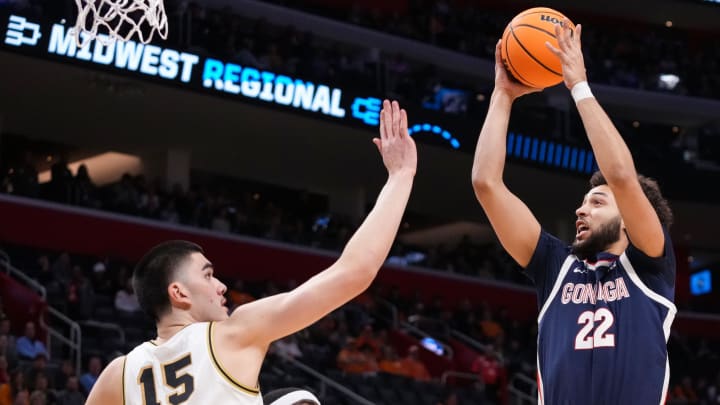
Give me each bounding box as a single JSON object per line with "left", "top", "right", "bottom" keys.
{"left": 546, "top": 19, "right": 588, "bottom": 90}
{"left": 374, "top": 100, "right": 417, "bottom": 177}
{"left": 493, "top": 40, "right": 541, "bottom": 100}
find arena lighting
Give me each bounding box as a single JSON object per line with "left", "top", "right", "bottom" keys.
{"left": 658, "top": 74, "right": 680, "bottom": 90}
{"left": 38, "top": 152, "right": 142, "bottom": 185}
{"left": 408, "top": 124, "right": 461, "bottom": 149}
{"left": 506, "top": 132, "right": 597, "bottom": 174}
{"left": 690, "top": 269, "right": 712, "bottom": 296}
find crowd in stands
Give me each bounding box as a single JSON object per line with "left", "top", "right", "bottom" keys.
{"left": 0, "top": 157, "right": 528, "bottom": 287}
{"left": 262, "top": 0, "right": 720, "bottom": 99}
{"left": 1, "top": 243, "right": 720, "bottom": 404}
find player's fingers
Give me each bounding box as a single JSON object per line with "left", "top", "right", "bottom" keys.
{"left": 391, "top": 100, "right": 401, "bottom": 138}
{"left": 545, "top": 42, "right": 561, "bottom": 57}
{"left": 382, "top": 100, "right": 392, "bottom": 140}
{"left": 575, "top": 24, "right": 582, "bottom": 44}
{"left": 400, "top": 109, "right": 409, "bottom": 137}
{"left": 554, "top": 23, "right": 567, "bottom": 49}
{"left": 495, "top": 39, "right": 503, "bottom": 67}
{"left": 372, "top": 138, "right": 382, "bottom": 153}
{"left": 379, "top": 108, "right": 387, "bottom": 140}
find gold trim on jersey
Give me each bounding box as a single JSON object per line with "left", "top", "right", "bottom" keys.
{"left": 207, "top": 322, "right": 260, "bottom": 395}
{"left": 122, "top": 357, "right": 127, "bottom": 405}
{"left": 160, "top": 353, "right": 194, "bottom": 405}
{"left": 137, "top": 364, "right": 157, "bottom": 405}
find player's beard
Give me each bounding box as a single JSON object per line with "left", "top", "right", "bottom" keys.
{"left": 571, "top": 216, "right": 622, "bottom": 260}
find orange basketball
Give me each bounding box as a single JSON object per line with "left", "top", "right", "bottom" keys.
{"left": 501, "top": 7, "right": 574, "bottom": 88}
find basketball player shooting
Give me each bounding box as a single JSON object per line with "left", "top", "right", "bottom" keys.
{"left": 85, "top": 100, "right": 417, "bottom": 405}
{"left": 471, "top": 20, "right": 676, "bottom": 405}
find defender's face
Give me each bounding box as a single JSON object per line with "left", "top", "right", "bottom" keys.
{"left": 178, "top": 252, "right": 229, "bottom": 322}
{"left": 572, "top": 185, "right": 623, "bottom": 258}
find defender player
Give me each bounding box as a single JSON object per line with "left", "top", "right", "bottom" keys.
{"left": 471, "top": 21, "right": 676, "bottom": 404}
{"left": 85, "top": 100, "right": 417, "bottom": 404}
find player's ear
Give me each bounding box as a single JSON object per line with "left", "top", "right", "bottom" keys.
{"left": 168, "top": 281, "right": 191, "bottom": 309}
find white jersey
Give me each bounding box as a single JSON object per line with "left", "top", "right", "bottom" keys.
{"left": 123, "top": 322, "right": 263, "bottom": 405}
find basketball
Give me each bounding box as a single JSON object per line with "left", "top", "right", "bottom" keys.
{"left": 501, "top": 7, "right": 574, "bottom": 88}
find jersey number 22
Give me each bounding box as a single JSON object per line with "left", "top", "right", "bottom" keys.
{"left": 574, "top": 308, "right": 615, "bottom": 350}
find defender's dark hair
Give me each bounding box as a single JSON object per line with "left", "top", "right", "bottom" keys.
{"left": 132, "top": 240, "right": 204, "bottom": 321}
{"left": 589, "top": 171, "right": 673, "bottom": 228}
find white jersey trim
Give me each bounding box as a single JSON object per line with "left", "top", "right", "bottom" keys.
{"left": 537, "top": 255, "right": 576, "bottom": 324}
{"left": 536, "top": 353, "right": 545, "bottom": 405}
{"left": 619, "top": 253, "right": 677, "bottom": 341}
{"left": 620, "top": 252, "right": 676, "bottom": 405}
{"left": 535, "top": 255, "right": 574, "bottom": 404}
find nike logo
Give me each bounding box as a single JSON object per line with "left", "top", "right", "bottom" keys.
{"left": 573, "top": 267, "right": 587, "bottom": 274}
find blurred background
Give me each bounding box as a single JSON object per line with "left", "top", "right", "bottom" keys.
{"left": 0, "top": 0, "right": 719, "bottom": 403}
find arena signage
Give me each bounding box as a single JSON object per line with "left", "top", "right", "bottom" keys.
{"left": 1, "top": 14, "right": 382, "bottom": 123}
{"left": 2, "top": 12, "right": 599, "bottom": 173}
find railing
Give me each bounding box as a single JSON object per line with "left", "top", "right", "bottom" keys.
{"left": 507, "top": 372, "right": 538, "bottom": 405}
{"left": 0, "top": 250, "right": 83, "bottom": 376}
{"left": 47, "top": 307, "right": 82, "bottom": 376}
{"left": 440, "top": 370, "right": 483, "bottom": 387}
{"left": 80, "top": 320, "right": 126, "bottom": 347}
{"left": 280, "top": 355, "right": 376, "bottom": 405}
{"left": 400, "top": 318, "right": 454, "bottom": 360}
{"left": 373, "top": 298, "right": 399, "bottom": 328}
{"left": 450, "top": 329, "right": 505, "bottom": 364}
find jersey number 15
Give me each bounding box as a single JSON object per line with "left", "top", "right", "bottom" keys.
{"left": 138, "top": 354, "right": 194, "bottom": 405}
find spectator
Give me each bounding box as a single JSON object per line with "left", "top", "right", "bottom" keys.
{"left": 64, "top": 265, "right": 94, "bottom": 320}
{"left": 228, "top": 280, "right": 255, "bottom": 308}
{"left": 53, "top": 360, "right": 74, "bottom": 391}
{"left": 0, "top": 370, "right": 27, "bottom": 405}
{"left": 479, "top": 306, "right": 503, "bottom": 343}
{"left": 378, "top": 346, "right": 405, "bottom": 376}
{"left": 79, "top": 356, "right": 102, "bottom": 394}
{"left": 336, "top": 338, "right": 377, "bottom": 375}
{"left": 399, "top": 345, "right": 430, "bottom": 382}
{"left": 0, "top": 317, "right": 15, "bottom": 350}
{"left": 71, "top": 164, "right": 96, "bottom": 207}
{"left": 22, "top": 354, "right": 49, "bottom": 392}
{"left": 0, "top": 356, "right": 8, "bottom": 385}
{"left": 114, "top": 277, "right": 140, "bottom": 314}
{"left": 8, "top": 152, "right": 38, "bottom": 198}
{"left": 270, "top": 336, "right": 303, "bottom": 359}
{"left": 0, "top": 335, "right": 17, "bottom": 371}
{"left": 28, "top": 389, "right": 45, "bottom": 405}
{"left": 471, "top": 350, "right": 504, "bottom": 403}
{"left": 56, "top": 375, "right": 84, "bottom": 405}
{"left": 15, "top": 322, "right": 47, "bottom": 361}
{"left": 30, "top": 373, "right": 54, "bottom": 405}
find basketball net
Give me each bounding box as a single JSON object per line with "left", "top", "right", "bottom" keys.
{"left": 73, "top": 0, "right": 168, "bottom": 47}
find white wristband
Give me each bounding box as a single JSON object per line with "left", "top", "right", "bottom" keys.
{"left": 571, "top": 81, "right": 594, "bottom": 103}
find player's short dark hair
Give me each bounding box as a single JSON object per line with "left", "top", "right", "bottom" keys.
{"left": 133, "top": 240, "right": 204, "bottom": 321}
{"left": 589, "top": 171, "right": 673, "bottom": 228}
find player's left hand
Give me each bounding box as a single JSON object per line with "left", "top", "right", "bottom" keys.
{"left": 374, "top": 100, "right": 417, "bottom": 178}
{"left": 546, "top": 19, "right": 587, "bottom": 90}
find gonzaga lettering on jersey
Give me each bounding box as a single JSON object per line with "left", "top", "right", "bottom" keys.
{"left": 123, "top": 322, "right": 263, "bottom": 405}
{"left": 524, "top": 230, "right": 676, "bottom": 405}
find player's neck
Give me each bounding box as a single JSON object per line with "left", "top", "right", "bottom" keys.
{"left": 602, "top": 235, "right": 628, "bottom": 257}
{"left": 154, "top": 312, "right": 195, "bottom": 344}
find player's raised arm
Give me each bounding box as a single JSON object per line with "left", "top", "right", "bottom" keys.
{"left": 471, "top": 40, "right": 542, "bottom": 268}
{"left": 546, "top": 21, "right": 665, "bottom": 257}
{"left": 219, "top": 100, "right": 416, "bottom": 345}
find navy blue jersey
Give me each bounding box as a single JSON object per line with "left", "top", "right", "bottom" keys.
{"left": 523, "top": 230, "right": 676, "bottom": 405}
